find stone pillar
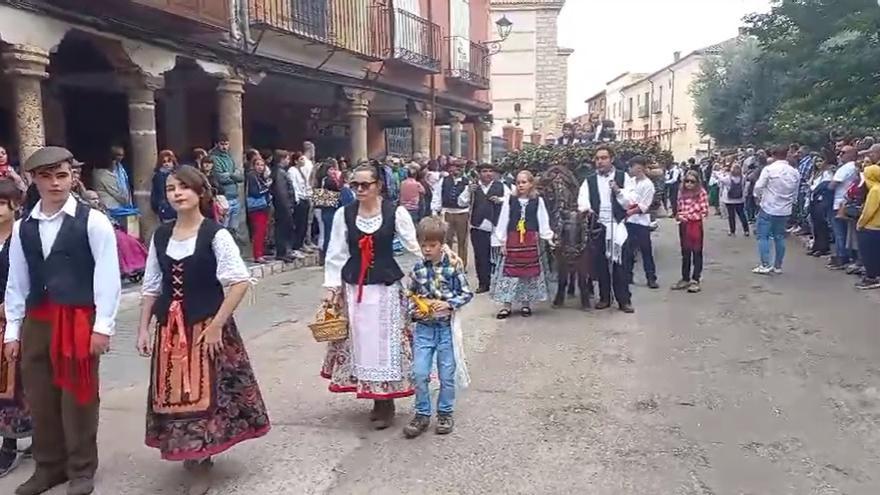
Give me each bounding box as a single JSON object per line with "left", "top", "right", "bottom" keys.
{"left": 42, "top": 84, "right": 67, "bottom": 147}
{"left": 163, "top": 73, "right": 189, "bottom": 156}
{"left": 216, "top": 76, "right": 246, "bottom": 239}
{"left": 449, "top": 111, "right": 465, "bottom": 158}
{"left": 344, "top": 87, "right": 374, "bottom": 165}
{"left": 514, "top": 128, "right": 525, "bottom": 150}
{"left": 2, "top": 45, "right": 50, "bottom": 163}
{"left": 502, "top": 124, "right": 517, "bottom": 152}
{"left": 407, "top": 100, "right": 432, "bottom": 158}
{"left": 124, "top": 72, "right": 164, "bottom": 239}
{"left": 480, "top": 121, "right": 493, "bottom": 164}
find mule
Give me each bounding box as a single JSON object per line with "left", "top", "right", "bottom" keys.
{"left": 553, "top": 209, "right": 601, "bottom": 310}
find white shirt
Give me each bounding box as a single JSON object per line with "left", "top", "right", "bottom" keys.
{"left": 621, "top": 176, "right": 655, "bottom": 227}
{"left": 431, "top": 175, "right": 469, "bottom": 215}
{"left": 577, "top": 171, "right": 627, "bottom": 224}
{"left": 5, "top": 196, "right": 121, "bottom": 343}
{"left": 665, "top": 167, "right": 681, "bottom": 185}
{"left": 753, "top": 159, "right": 800, "bottom": 216}
{"left": 457, "top": 181, "right": 511, "bottom": 232}
{"left": 142, "top": 228, "right": 251, "bottom": 296}
{"left": 491, "top": 197, "right": 555, "bottom": 247}
{"left": 288, "top": 166, "right": 310, "bottom": 203}
{"left": 831, "top": 161, "right": 858, "bottom": 209}
{"left": 301, "top": 158, "right": 314, "bottom": 199}
{"left": 323, "top": 205, "right": 421, "bottom": 288}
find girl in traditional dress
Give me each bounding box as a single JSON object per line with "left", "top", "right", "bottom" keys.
{"left": 321, "top": 162, "right": 421, "bottom": 430}
{"left": 491, "top": 170, "right": 556, "bottom": 319}
{"left": 136, "top": 166, "right": 270, "bottom": 495}
{"left": 0, "top": 178, "right": 32, "bottom": 477}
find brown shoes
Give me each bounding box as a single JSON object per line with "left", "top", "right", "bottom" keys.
{"left": 184, "top": 458, "right": 214, "bottom": 495}
{"left": 67, "top": 477, "right": 95, "bottom": 495}
{"left": 15, "top": 470, "right": 68, "bottom": 495}
{"left": 371, "top": 400, "right": 396, "bottom": 430}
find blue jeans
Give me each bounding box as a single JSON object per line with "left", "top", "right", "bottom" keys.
{"left": 224, "top": 197, "right": 241, "bottom": 232}
{"left": 756, "top": 210, "right": 788, "bottom": 268}
{"left": 830, "top": 213, "right": 853, "bottom": 263}
{"left": 412, "top": 321, "right": 456, "bottom": 416}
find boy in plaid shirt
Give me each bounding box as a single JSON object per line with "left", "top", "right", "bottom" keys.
{"left": 404, "top": 216, "right": 473, "bottom": 438}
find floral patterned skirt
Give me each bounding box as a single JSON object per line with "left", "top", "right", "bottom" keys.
{"left": 145, "top": 318, "right": 270, "bottom": 461}
{"left": 491, "top": 241, "right": 554, "bottom": 305}
{"left": 320, "top": 284, "right": 415, "bottom": 400}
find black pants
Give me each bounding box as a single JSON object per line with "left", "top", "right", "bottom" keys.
{"left": 291, "top": 200, "right": 311, "bottom": 250}
{"left": 667, "top": 183, "right": 679, "bottom": 216}
{"left": 274, "top": 209, "right": 294, "bottom": 256}
{"left": 810, "top": 202, "right": 831, "bottom": 253}
{"left": 679, "top": 222, "right": 704, "bottom": 282}
{"left": 745, "top": 195, "right": 758, "bottom": 222}
{"left": 725, "top": 203, "right": 749, "bottom": 234}
{"left": 595, "top": 247, "right": 631, "bottom": 305}
{"left": 625, "top": 223, "right": 657, "bottom": 284}
{"left": 470, "top": 228, "right": 492, "bottom": 290}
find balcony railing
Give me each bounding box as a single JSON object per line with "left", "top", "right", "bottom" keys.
{"left": 638, "top": 104, "right": 650, "bottom": 118}
{"left": 249, "top": 0, "right": 389, "bottom": 60}
{"left": 388, "top": 8, "right": 441, "bottom": 73}
{"left": 652, "top": 99, "right": 663, "bottom": 114}
{"left": 445, "top": 36, "right": 490, "bottom": 89}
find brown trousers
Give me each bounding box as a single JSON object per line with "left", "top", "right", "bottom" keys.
{"left": 21, "top": 318, "right": 100, "bottom": 480}
{"left": 444, "top": 211, "right": 470, "bottom": 269}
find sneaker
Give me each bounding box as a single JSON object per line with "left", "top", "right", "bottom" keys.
{"left": 752, "top": 265, "right": 773, "bottom": 275}
{"left": 845, "top": 263, "right": 862, "bottom": 275}
{"left": 403, "top": 415, "right": 431, "bottom": 439}
{"left": 671, "top": 279, "right": 691, "bottom": 291}
{"left": 827, "top": 259, "right": 846, "bottom": 270}
{"left": 744, "top": 231, "right": 750, "bottom": 237}
{"left": 435, "top": 414, "right": 454, "bottom": 435}
{"left": 855, "top": 277, "right": 880, "bottom": 290}
{"left": 687, "top": 281, "right": 702, "bottom": 293}
{"left": 771, "top": 267, "right": 783, "bottom": 275}
{"left": 291, "top": 250, "right": 306, "bottom": 259}
{"left": 647, "top": 280, "right": 660, "bottom": 289}
{"left": 728, "top": 232, "right": 735, "bottom": 237}
{"left": 0, "top": 446, "right": 21, "bottom": 478}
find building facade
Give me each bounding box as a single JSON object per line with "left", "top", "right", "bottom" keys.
{"left": 0, "top": 0, "right": 494, "bottom": 237}
{"left": 488, "top": 0, "right": 570, "bottom": 144}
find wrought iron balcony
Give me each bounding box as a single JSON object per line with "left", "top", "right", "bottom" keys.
{"left": 388, "top": 8, "right": 441, "bottom": 73}
{"left": 445, "top": 36, "right": 490, "bottom": 89}
{"left": 249, "top": 0, "right": 389, "bottom": 60}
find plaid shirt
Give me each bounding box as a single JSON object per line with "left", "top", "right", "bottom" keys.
{"left": 407, "top": 253, "right": 474, "bottom": 316}
{"left": 677, "top": 189, "right": 709, "bottom": 222}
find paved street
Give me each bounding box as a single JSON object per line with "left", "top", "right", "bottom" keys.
{"left": 2, "top": 216, "right": 879, "bottom": 495}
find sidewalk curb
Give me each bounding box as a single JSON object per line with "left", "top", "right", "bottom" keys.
{"left": 119, "top": 253, "right": 320, "bottom": 305}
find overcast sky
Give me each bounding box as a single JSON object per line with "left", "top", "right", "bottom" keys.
{"left": 558, "top": 0, "right": 771, "bottom": 117}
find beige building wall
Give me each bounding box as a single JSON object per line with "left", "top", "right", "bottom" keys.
{"left": 490, "top": 0, "right": 568, "bottom": 142}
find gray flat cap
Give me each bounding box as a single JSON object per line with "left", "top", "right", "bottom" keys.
{"left": 23, "top": 146, "right": 74, "bottom": 172}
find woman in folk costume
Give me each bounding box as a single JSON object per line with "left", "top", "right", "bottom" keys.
{"left": 491, "top": 170, "right": 556, "bottom": 319}
{"left": 0, "top": 179, "right": 32, "bottom": 477}
{"left": 136, "top": 166, "right": 269, "bottom": 495}
{"left": 321, "top": 161, "right": 421, "bottom": 430}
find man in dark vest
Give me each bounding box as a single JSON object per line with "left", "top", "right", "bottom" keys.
{"left": 576, "top": 145, "right": 634, "bottom": 313}
{"left": 458, "top": 163, "right": 509, "bottom": 292}
{"left": 431, "top": 160, "right": 471, "bottom": 269}
{"left": 4, "top": 146, "right": 121, "bottom": 495}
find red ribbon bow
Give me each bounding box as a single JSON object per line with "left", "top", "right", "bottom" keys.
{"left": 356, "top": 234, "right": 375, "bottom": 303}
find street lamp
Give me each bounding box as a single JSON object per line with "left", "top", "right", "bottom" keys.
{"left": 484, "top": 15, "right": 514, "bottom": 57}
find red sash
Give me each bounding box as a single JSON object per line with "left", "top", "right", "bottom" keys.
{"left": 27, "top": 302, "right": 96, "bottom": 406}
{"left": 503, "top": 231, "right": 541, "bottom": 278}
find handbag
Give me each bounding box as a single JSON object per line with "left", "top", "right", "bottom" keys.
{"left": 246, "top": 195, "right": 268, "bottom": 211}
{"left": 312, "top": 188, "right": 340, "bottom": 208}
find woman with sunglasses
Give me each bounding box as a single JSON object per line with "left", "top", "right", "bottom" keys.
{"left": 671, "top": 170, "right": 709, "bottom": 293}
{"left": 321, "top": 162, "right": 421, "bottom": 429}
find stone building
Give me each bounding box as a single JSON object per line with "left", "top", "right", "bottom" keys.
{"left": 0, "top": 0, "right": 495, "bottom": 238}
{"left": 489, "top": 0, "right": 570, "bottom": 144}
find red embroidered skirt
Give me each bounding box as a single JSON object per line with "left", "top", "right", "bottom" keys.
{"left": 504, "top": 231, "right": 541, "bottom": 278}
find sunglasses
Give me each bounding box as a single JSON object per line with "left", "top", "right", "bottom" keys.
{"left": 349, "top": 180, "right": 377, "bottom": 191}
{"left": 684, "top": 179, "right": 697, "bottom": 184}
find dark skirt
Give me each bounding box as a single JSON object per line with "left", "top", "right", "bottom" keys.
{"left": 145, "top": 318, "right": 270, "bottom": 461}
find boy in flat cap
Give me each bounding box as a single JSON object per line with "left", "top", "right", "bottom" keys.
{"left": 4, "top": 146, "right": 121, "bottom": 495}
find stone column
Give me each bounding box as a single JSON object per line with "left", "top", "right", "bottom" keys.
{"left": 162, "top": 72, "right": 189, "bottom": 156}
{"left": 407, "top": 100, "right": 432, "bottom": 158}
{"left": 478, "top": 120, "right": 493, "bottom": 164}
{"left": 2, "top": 45, "right": 50, "bottom": 163}
{"left": 344, "top": 88, "right": 374, "bottom": 165}
{"left": 449, "top": 111, "right": 465, "bottom": 158}
{"left": 42, "top": 84, "right": 67, "bottom": 147}
{"left": 124, "top": 72, "right": 164, "bottom": 239}
{"left": 216, "top": 76, "right": 246, "bottom": 239}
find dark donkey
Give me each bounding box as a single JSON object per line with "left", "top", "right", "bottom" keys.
{"left": 553, "top": 209, "right": 602, "bottom": 310}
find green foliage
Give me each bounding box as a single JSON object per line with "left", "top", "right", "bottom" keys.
{"left": 694, "top": 0, "right": 880, "bottom": 147}
{"left": 498, "top": 141, "right": 675, "bottom": 173}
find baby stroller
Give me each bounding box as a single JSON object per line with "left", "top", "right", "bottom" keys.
{"left": 116, "top": 225, "right": 148, "bottom": 283}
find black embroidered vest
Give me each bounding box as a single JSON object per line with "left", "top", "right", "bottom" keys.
{"left": 506, "top": 196, "right": 540, "bottom": 233}
{"left": 470, "top": 181, "right": 505, "bottom": 228}
{"left": 341, "top": 201, "right": 404, "bottom": 286}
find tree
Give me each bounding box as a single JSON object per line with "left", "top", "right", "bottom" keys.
{"left": 691, "top": 37, "right": 782, "bottom": 146}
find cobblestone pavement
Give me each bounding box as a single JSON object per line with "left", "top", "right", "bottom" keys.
{"left": 2, "top": 217, "right": 879, "bottom": 494}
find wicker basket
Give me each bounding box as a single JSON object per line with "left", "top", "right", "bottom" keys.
{"left": 308, "top": 302, "right": 349, "bottom": 342}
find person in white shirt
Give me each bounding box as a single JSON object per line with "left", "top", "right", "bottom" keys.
{"left": 827, "top": 145, "right": 860, "bottom": 268}
{"left": 288, "top": 151, "right": 313, "bottom": 258}
{"left": 432, "top": 161, "right": 471, "bottom": 268}
{"left": 303, "top": 141, "right": 318, "bottom": 250}
{"left": 4, "top": 146, "right": 120, "bottom": 495}
{"left": 621, "top": 156, "right": 658, "bottom": 289}
{"left": 664, "top": 162, "right": 681, "bottom": 216}
{"left": 457, "top": 163, "right": 510, "bottom": 292}
{"left": 751, "top": 146, "right": 800, "bottom": 274}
